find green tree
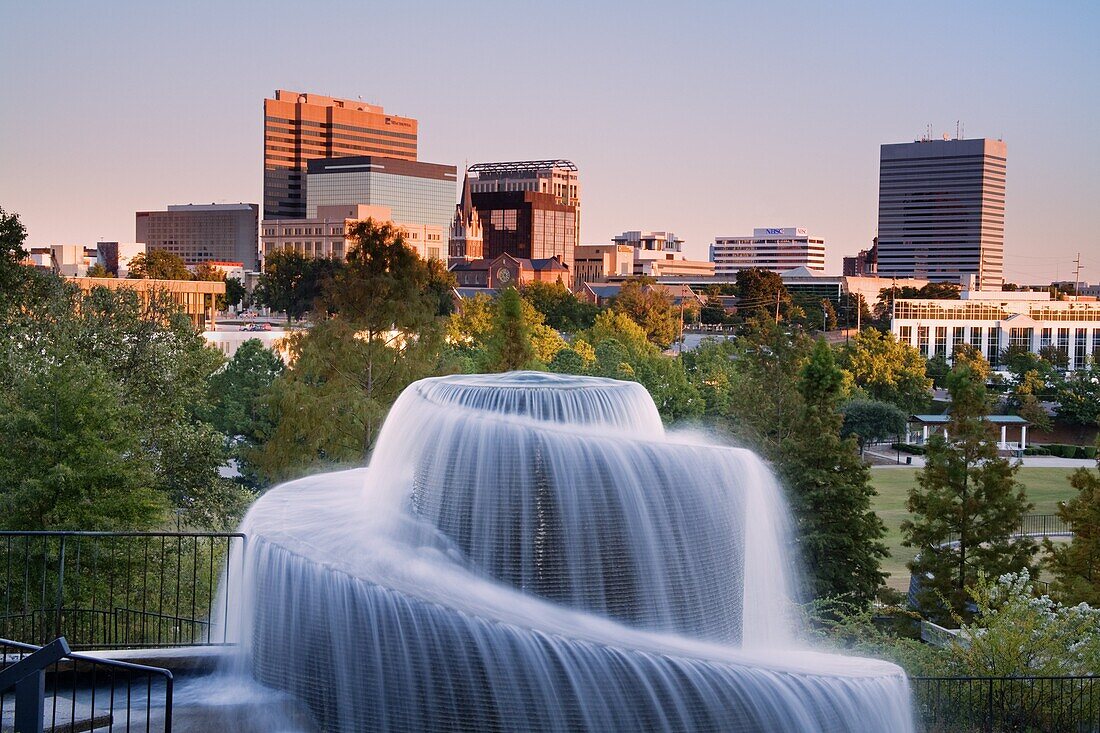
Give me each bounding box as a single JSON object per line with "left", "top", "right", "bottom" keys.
{"left": 255, "top": 249, "right": 338, "bottom": 322}
{"left": 250, "top": 221, "right": 451, "bottom": 482}
{"left": 521, "top": 280, "right": 599, "bottom": 332}
{"left": 224, "top": 276, "right": 246, "bottom": 308}
{"left": 0, "top": 269, "right": 243, "bottom": 529}
{"left": 841, "top": 399, "right": 908, "bottom": 456}
{"left": 0, "top": 356, "right": 165, "bottom": 529}
{"left": 193, "top": 262, "right": 225, "bottom": 281}
{"left": 205, "top": 339, "right": 285, "bottom": 437}
{"left": 1043, "top": 452, "right": 1100, "bottom": 605}
{"left": 1007, "top": 369, "right": 1053, "bottom": 432}
{"left": 838, "top": 328, "right": 932, "bottom": 413}
{"left": 0, "top": 205, "right": 29, "bottom": 292}
{"left": 699, "top": 294, "right": 728, "bottom": 325}
{"left": 611, "top": 277, "right": 678, "bottom": 348}
{"left": 781, "top": 340, "right": 889, "bottom": 607}
{"left": 926, "top": 354, "right": 951, "bottom": 389}
{"left": 1054, "top": 365, "right": 1100, "bottom": 439}
{"left": 481, "top": 287, "right": 538, "bottom": 372}
{"left": 735, "top": 268, "right": 789, "bottom": 323}
{"left": 127, "top": 250, "right": 192, "bottom": 280}
{"left": 902, "top": 363, "right": 1036, "bottom": 620}
{"left": 86, "top": 262, "right": 111, "bottom": 278}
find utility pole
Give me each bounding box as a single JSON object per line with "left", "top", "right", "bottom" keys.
{"left": 822, "top": 303, "right": 827, "bottom": 334}
{"left": 1073, "top": 252, "right": 1082, "bottom": 301}
{"left": 774, "top": 289, "right": 780, "bottom": 324}
{"left": 677, "top": 295, "right": 685, "bottom": 354}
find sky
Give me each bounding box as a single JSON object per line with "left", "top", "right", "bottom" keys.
{"left": 1, "top": 0, "right": 1098, "bottom": 283}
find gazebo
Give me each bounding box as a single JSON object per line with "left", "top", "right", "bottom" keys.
{"left": 908, "top": 414, "right": 1031, "bottom": 451}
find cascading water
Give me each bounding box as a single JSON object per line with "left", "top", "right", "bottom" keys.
{"left": 223, "top": 372, "right": 914, "bottom": 731}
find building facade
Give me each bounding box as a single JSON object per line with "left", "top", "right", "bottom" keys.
{"left": 303, "top": 156, "right": 456, "bottom": 236}
{"left": 450, "top": 253, "right": 569, "bottom": 289}
{"left": 68, "top": 276, "right": 225, "bottom": 331}
{"left": 470, "top": 190, "right": 577, "bottom": 272}
{"left": 449, "top": 171, "right": 484, "bottom": 264}
{"left": 877, "top": 137, "right": 1006, "bottom": 289}
{"left": 891, "top": 290, "right": 1100, "bottom": 370}
{"left": 136, "top": 204, "right": 259, "bottom": 270}
{"left": 843, "top": 239, "right": 878, "bottom": 277}
{"left": 261, "top": 204, "right": 446, "bottom": 264}
{"left": 611, "top": 230, "right": 714, "bottom": 280}
{"left": 264, "top": 90, "right": 418, "bottom": 219}
{"left": 467, "top": 161, "right": 580, "bottom": 251}
{"left": 710, "top": 227, "right": 826, "bottom": 275}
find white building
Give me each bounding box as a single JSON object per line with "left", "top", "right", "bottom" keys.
{"left": 711, "top": 228, "right": 826, "bottom": 275}
{"left": 891, "top": 289, "right": 1100, "bottom": 370}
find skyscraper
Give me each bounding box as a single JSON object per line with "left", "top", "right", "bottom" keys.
{"left": 263, "top": 90, "right": 418, "bottom": 219}
{"left": 467, "top": 160, "right": 581, "bottom": 252}
{"left": 877, "top": 138, "right": 1006, "bottom": 289}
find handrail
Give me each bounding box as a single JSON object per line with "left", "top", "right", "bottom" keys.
{"left": 2, "top": 636, "right": 174, "bottom": 733}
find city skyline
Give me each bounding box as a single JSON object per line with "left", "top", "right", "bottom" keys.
{"left": 2, "top": 1, "right": 1098, "bottom": 283}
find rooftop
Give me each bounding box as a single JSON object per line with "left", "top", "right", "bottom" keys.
{"left": 468, "top": 160, "right": 577, "bottom": 174}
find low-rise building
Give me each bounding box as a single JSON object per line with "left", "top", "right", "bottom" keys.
{"left": 68, "top": 276, "right": 225, "bottom": 331}
{"left": 450, "top": 253, "right": 569, "bottom": 289}
{"left": 891, "top": 289, "right": 1100, "bottom": 370}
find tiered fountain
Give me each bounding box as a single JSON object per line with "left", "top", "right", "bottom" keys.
{"left": 224, "top": 372, "right": 913, "bottom": 731}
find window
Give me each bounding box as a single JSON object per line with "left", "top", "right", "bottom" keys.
{"left": 917, "top": 326, "right": 930, "bottom": 357}
{"left": 935, "top": 327, "right": 948, "bottom": 358}
{"left": 988, "top": 328, "right": 1001, "bottom": 367}
{"left": 1074, "top": 328, "right": 1088, "bottom": 370}
{"left": 899, "top": 326, "right": 912, "bottom": 345}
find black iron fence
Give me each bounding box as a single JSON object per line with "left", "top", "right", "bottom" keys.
{"left": 911, "top": 675, "right": 1099, "bottom": 733}
{"left": 0, "top": 532, "right": 244, "bottom": 650}
{"left": 1, "top": 637, "right": 173, "bottom": 733}
{"left": 944, "top": 514, "right": 1071, "bottom": 547}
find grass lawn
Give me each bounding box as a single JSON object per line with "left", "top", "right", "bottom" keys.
{"left": 869, "top": 467, "right": 1081, "bottom": 590}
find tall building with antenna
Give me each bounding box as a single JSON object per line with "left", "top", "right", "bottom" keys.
{"left": 876, "top": 137, "right": 1006, "bottom": 289}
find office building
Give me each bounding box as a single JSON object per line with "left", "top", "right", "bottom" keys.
{"left": 572, "top": 244, "right": 636, "bottom": 289}
{"left": 303, "top": 156, "right": 456, "bottom": 236}
{"left": 891, "top": 289, "right": 1100, "bottom": 370}
{"left": 262, "top": 204, "right": 446, "bottom": 264}
{"left": 467, "top": 161, "right": 580, "bottom": 251}
{"left": 136, "top": 204, "right": 259, "bottom": 270}
{"left": 610, "top": 230, "right": 714, "bottom": 280}
{"left": 710, "top": 228, "right": 826, "bottom": 275}
{"left": 264, "top": 90, "right": 418, "bottom": 219}
{"left": 469, "top": 190, "right": 578, "bottom": 272}
{"left": 877, "top": 137, "right": 1006, "bottom": 289}
{"left": 95, "top": 242, "right": 146, "bottom": 277}
{"left": 843, "top": 239, "right": 878, "bottom": 277}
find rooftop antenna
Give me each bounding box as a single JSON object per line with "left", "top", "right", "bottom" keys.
{"left": 956, "top": 120, "right": 960, "bottom": 139}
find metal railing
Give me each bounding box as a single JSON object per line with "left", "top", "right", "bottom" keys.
{"left": 943, "top": 514, "right": 1071, "bottom": 547}
{"left": 911, "top": 675, "right": 1099, "bottom": 732}
{"left": 1, "top": 637, "right": 173, "bottom": 733}
{"left": 0, "top": 532, "right": 244, "bottom": 650}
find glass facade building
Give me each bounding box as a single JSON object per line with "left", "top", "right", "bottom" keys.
{"left": 472, "top": 191, "right": 578, "bottom": 271}
{"left": 305, "top": 156, "right": 456, "bottom": 235}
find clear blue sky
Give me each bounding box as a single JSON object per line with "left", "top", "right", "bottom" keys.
{"left": 2, "top": 0, "right": 1097, "bottom": 282}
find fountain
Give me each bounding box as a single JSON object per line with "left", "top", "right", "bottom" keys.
{"left": 224, "top": 372, "right": 914, "bottom": 731}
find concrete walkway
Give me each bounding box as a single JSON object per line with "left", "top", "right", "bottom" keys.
{"left": 866, "top": 446, "right": 1095, "bottom": 468}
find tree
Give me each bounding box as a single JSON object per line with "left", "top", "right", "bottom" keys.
{"left": 780, "top": 340, "right": 889, "bottom": 607}
{"left": 611, "top": 277, "right": 678, "bottom": 348}
{"left": 1044, "top": 453, "right": 1100, "bottom": 605}
{"left": 735, "top": 268, "right": 789, "bottom": 323}
{"left": 0, "top": 205, "right": 29, "bottom": 292}
{"left": 699, "top": 294, "right": 728, "bottom": 325}
{"left": 925, "top": 355, "right": 951, "bottom": 389}
{"left": 254, "top": 249, "right": 337, "bottom": 322}
{"left": 205, "top": 339, "right": 285, "bottom": 438}
{"left": 841, "top": 399, "right": 908, "bottom": 456}
{"left": 250, "top": 221, "right": 452, "bottom": 482}
{"left": 481, "top": 287, "right": 538, "bottom": 372}
{"left": 127, "top": 250, "right": 192, "bottom": 280}
{"left": 224, "top": 276, "right": 246, "bottom": 308}
{"left": 0, "top": 269, "right": 244, "bottom": 529}
{"left": 902, "top": 363, "right": 1036, "bottom": 620}
{"left": 838, "top": 328, "right": 932, "bottom": 413}
{"left": 521, "top": 280, "right": 599, "bottom": 332}
{"left": 86, "top": 262, "right": 111, "bottom": 278}
{"left": 1054, "top": 365, "right": 1100, "bottom": 439}
{"left": 1007, "top": 369, "right": 1053, "bottom": 432}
